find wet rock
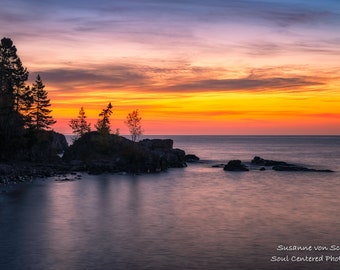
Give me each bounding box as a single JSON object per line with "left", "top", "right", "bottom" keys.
{"left": 0, "top": 162, "right": 70, "bottom": 184}
{"left": 252, "top": 156, "right": 334, "bottom": 172}
{"left": 185, "top": 154, "right": 200, "bottom": 163}
{"left": 212, "top": 164, "right": 225, "bottom": 168}
{"left": 165, "top": 149, "right": 187, "bottom": 168}
{"left": 251, "top": 156, "right": 289, "bottom": 166}
{"left": 224, "top": 160, "right": 249, "bottom": 171}
{"left": 272, "top": 165, "right": 333, "bottom": 172}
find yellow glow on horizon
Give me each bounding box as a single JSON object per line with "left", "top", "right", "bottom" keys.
{"left": 49, "top": 82, "right": 340, "bottom": 135}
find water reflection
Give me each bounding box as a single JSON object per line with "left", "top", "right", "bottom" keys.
{"left": 1, "top": 166, "right": 339, "bottom": 270}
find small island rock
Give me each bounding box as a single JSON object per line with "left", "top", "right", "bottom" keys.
{"left": 224, "top": 160, "right": 249, "bottom": 171}
{"left": 252, "top": 156, "right": 333, "bottom": 172}
{"left": 62, "top": 132, "right": 188, "bottom": 174}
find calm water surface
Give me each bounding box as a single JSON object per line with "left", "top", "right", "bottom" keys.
{"left": 1, "top": 136, "right": 340, "bottom": 270}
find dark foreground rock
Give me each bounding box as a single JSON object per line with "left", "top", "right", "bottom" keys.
{"left": 0, "top": 130, "right": 71, "bottom": 185}
{"left": 1, "top": 130, "right": 68, "bottom": 163}
{"left": 0, "top": 162, "right": 70, "bottom": 184}
{"left": 212, "top": 164, "right": 225, "bottom": 168}
{"left": 63, "top": 132, "right": 188, "bottom": 174}
{"left": 224, "top": 160, "right": 249, "bottom": 171}
{"left": 1, "top": 132, "right": 195, "bottom": 184}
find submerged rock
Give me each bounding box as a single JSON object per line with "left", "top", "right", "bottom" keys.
{"left": 212, "top": 164, "right": 225, "bottom": 168}
{"left": 272, "top": 165, "right": 333, "bottom": 172}
{"left": 224, "top": 160, "right": 249, "bottom": 171}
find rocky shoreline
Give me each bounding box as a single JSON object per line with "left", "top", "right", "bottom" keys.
{"left": 62, "top": 132, "right": 199, "bottom": 174}
{"left": 0, "top": 132, "right": 200, "bottom": 186}
{"left": 1, "top": 131, "right": 335, "bottom": 189}
{"left": 0, "top": 162, "right": 71, "bottom": 184}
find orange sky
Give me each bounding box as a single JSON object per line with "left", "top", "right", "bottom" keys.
{"left": 3, "top": 0, "right": 340, "bottom": 134}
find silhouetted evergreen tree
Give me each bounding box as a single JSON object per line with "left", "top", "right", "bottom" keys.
{"left": 69, "top": 106, "right": 91, "bottom": 138}
{"left": 19, "top": 85, "right": 34, "bottom": 128}
{"left": 95, "top": 102, "right": 113, "bottom": 134}
{"left": 0, "top": 37, "right": 29, "bottom": 159}
{"left": 0, "top": 38, "right": 29, "bottom": 113}
{"left": 28, "top": 75, "right": 56, "bottom": 130}
{"left": 13, "top": 59, "right": 31, "bottom": 112}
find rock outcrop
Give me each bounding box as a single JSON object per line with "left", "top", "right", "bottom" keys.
{"left": 8, "top": 130, "right": 68, "bottom": 163}
{"left": 62, "top": 132, "right": 188, "bottom": 174}
{"left": 223, "top": 160, "right": 249, "bottom": 171}
{"left": 251, "top": 156, "right": 334, "bottom": 172}
{"left": 251, "top": 156, "right": 288, "bottom": 166}
{"left": 27, "top": 130, "right": 68, "bottom": 162}
{"left": 185, "top": 154, "right": 200, "bottom": 163}
{"left": 0, "top": 129, "right": 68, "bottom": 163}
{"left": 0, "top": 130, "right": 70, "bottom": 184}
{"left": 220, "top": 156, "right": 334, "bottom": 173}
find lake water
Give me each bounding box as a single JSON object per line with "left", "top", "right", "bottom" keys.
{"left": 1, "top": 136, "right": 340, "bottom": 270}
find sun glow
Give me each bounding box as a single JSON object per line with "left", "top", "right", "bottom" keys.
{"left": 5, "top": 0, "right": 340, "bottom": 135}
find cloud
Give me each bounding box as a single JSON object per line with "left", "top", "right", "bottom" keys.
{"left": 3, "top": 0, "right": 340, "bottom": 34}
{"left": 34, "top": 65, "right": 148, "bottom": 87}
{"left": 3, "top": 0, "right": 340, "bottom": 65}
{"left": 304, "top": 113, "right": 340, "bottom": 119}
{"left": 29, "top": 61, "right": 209, "bottom": 89}
{"left": 165, "top": 76, "right": 324, "bottom": 93}
{"left": 30, "top": 62, "right": 328, "bottom": 95}
{"left": 258, "top": 7, "right": 333, "bottom": 28}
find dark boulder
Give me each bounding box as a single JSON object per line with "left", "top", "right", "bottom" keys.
{"left": 165, "top": 149, "right": 187, "bottom": 168}
{"left": 251, "top": 156, "right": 289, "bottom": 166}
{"left": 17, "top": 130, "right": 68, "bottom": 163}
{"left": 139, "top": 139, "right": 186, "bottom": 169}
{"left": 185, "top": 154, "right": 200, "bottom": 163}
{"left": 224, "top": 160, "right": 249, "bottom": 171}
{"left": 51, "top": 131, "right": 69, "bottom": 153}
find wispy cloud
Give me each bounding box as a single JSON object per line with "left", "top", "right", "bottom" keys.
{"left": 165, "top": 76, "right": 323, "bottom": 93}
{"left": 31, "top": 62, "right": 328, "bottom": 95}
{"left": 35, "top": 65, "right": 149, "bottom": 88}
{"left": 3, "top": 0, "right": 340, "bottom": 134}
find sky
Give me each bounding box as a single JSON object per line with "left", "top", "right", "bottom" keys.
{"left": 1, "top": 0, "right": 340, "bottom": 135}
